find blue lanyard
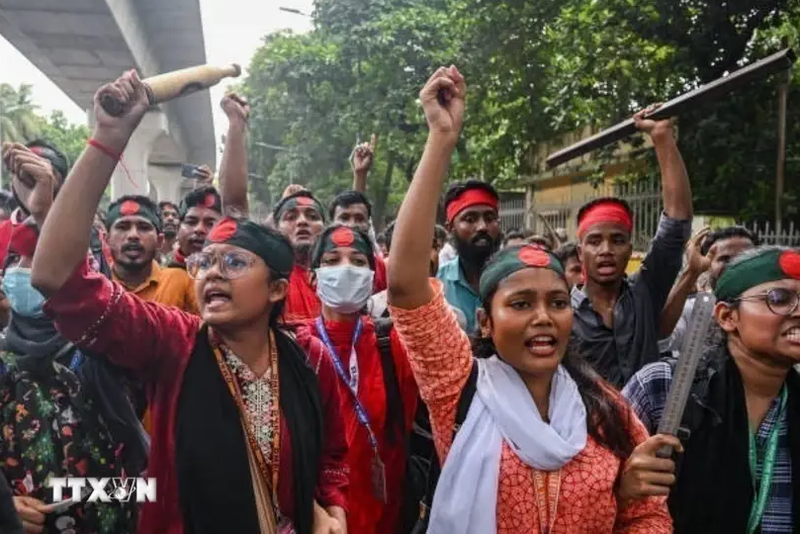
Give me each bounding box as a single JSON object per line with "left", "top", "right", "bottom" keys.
{"left": 315, "top": 317, "right": 379, "bottom": 452}
{"left": 69, "top": 349, "right": 84, "bottom": 371}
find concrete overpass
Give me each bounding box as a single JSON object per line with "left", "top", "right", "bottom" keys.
{"left": 0, "top": 0, "right": 216, "bottom": 202}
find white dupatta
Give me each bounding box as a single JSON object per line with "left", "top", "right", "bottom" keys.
{"left": 429, "top": 356, "right": 588, "bottom": 534}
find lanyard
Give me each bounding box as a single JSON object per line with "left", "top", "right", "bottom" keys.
{"left": 315, "top": 317, "right": 378, "bottom": 453}
{"left": 746, "top": 386, "right": 788, "bottom": 534}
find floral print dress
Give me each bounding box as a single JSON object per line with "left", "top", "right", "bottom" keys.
{"left": 0, "top": 350, "right": 137, "bottom": 534}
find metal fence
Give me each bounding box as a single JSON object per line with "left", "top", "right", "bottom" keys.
{"left": 498, "top": 195, "right": 527, "bottom": 230}
{"left": 525, "top": 178, "right": 663, "bottom": 250}
{"left": 501, "top": 180, "right": 800, "bottom": 251}
{"left": 739, "top": 221, "right": 800, "bottom": 247}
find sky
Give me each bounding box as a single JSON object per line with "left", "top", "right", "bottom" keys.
{"left": 0, "top": 0, "right": 315, "bottom": 149}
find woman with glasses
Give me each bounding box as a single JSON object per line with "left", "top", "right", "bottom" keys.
{"left": 30, "top": 71, "right": 348, "bottom": 534}
{"left": 622, "top": 246, "right": 800, "bottom": 534}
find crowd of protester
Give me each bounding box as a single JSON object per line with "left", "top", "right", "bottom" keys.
{"left": 0, "top": 65, "right": 797, "bottom": 534}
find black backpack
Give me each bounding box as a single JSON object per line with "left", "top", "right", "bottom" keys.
{"left": 373, "top": 318, "right": 478, "bottom": 534}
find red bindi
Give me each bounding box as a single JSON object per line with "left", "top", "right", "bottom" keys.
{"left": 120, "top": 200, "right": 140, "bottom": 216}
{"left": 209, "top": 218, "right": 237, "bottom": 242}
{"left": 518, "top": 246, "right": 551, "bottom": 268}
{"left": 779, "top": 250, "right": 800, "bottom": 279}
{"left": 330, "top": 227, "right": 355, "bottom": 247}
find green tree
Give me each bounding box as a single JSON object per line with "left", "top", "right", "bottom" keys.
{"left": 242, "top": 0, "right": 800, "bottom": 225}
{"left": 0, "top": 83, "right": 41, "bottom": 143}
{"left": 37, "top": 110, "right": 91, "bottom": 170}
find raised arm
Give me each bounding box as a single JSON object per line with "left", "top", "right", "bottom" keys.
{"left": 32, "top": 71, "right": 150, "bottom": 296}
{"left": 658, "top": 227, "right": 711, "bottom": 338}
{"left": 218, "top": 93, "right": 251, "bottom": 216}
{"left": 633, "top": 107, "right": 692, "bottom": 220}
{"left": 351, "top": 134, "right": 376, "bottom": 193}
{"left": 388, "top": 66, "right": 465, "bottom": 310}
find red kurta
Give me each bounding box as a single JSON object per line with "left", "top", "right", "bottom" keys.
{"left": 44, "top": 259, "right": 349, "bottom": 534}
{"left": 302, "top": 316, "right": 418, "bottom": 534}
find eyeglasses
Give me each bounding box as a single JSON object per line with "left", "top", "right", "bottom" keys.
{"left": 735, "top": 287, "right": 800, "bottom": 316}
{"left": 186, "top": 251, "right": 256, "bottom": 280}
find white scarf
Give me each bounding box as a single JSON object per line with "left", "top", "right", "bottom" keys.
{"left": 429, "top": 356, "right": 588, "bottom": 534}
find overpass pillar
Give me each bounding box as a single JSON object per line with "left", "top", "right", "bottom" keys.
{"left": 108, "top": 110, "right": 169, "bottom": 200}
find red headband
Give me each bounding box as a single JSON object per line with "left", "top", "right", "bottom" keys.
{"left": 446, "top": 189, "right": 498, "bottom": 223}
{"left": 577, "top": 202, "right": 633, "bottom": 237}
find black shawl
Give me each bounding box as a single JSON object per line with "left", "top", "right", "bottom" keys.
{"left": 175, "top": 325, "right": 323, "bottom": 534}
{"left": 669, "top": 356, "right": 800, "bottom": 533}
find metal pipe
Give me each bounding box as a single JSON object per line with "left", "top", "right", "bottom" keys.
{"left": 776, "top": 71, "right": 789, "bottom": 234}
{"left": 546, "top": 48, "right": 797, "bottom": 169}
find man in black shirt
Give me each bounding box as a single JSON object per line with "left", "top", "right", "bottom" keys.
{"left": 571, "top": 108, "right": 693, "bottom": 387}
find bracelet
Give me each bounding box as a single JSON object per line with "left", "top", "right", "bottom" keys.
{"left": 87, "top": 139, "right": 139, "bottom": 189}
{"left": 87, "top": 139, "right": 122, "bottom": 161}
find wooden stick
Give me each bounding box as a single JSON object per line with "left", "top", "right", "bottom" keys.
{"left": 546, "top": 49, "right": 797, "bottom": 169}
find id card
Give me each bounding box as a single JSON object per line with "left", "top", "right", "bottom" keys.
{"left": 371, "top": 454, "right": 388, "bottom": 503}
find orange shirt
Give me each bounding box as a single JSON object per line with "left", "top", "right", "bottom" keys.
{"left": 113, "top": 261, "right": 198, "bottom": 435}
{"left": 389, "top": 280, "right": 672, "bottom": 534}
{"left": 113, "top": 261, "right": 198, "bottom": 315}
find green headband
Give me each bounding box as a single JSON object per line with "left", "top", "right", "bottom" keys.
{"left": 107, "top": 198, "right": 162, "bottom": 232}
{"left": 479, "top": 245, "right": 565, "bottom": 301}
{"left": 715, "top": 248, "right": 800, "bottom": 301}
{"left": 205, "top": 217, "right": 294, "bottom": 278}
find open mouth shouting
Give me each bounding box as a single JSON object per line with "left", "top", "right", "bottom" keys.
{"left": 204, "top": 285, "right": 232, "bottom": 312}
{"left": 784, "top": 326, "right": 800, "bottom": 345}
{"left": 596, "top": 259, "right": 617, "bottom": 276}
{"left": 121, "top": 243, "right": 145, "bottom": 260}
{"left": 524, "top": 334, "right": 558, "bottom": 357}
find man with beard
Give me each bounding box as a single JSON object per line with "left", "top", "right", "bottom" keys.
{"left": 274, "top": 189, "right": 326, "bottom": 323}
{"left": 572, "top": 108, "right": 693, "bottom": 388}
{"left": 106, "top": 195, "right": 198, "bottom": 314}
{"left": 158, "top": 200, "right": 180, "bottom": 262}
{"left": 436, "top": 179, "right": 501, "bottom": 333}
{"left": 165, "top": 187, "right": 222, "bottom": 269}
{"left": 658, "top": 225, "right": 759, "bottom": 355}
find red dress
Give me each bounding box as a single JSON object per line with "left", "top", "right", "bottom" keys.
{"left": 44, "top": 260, "right": 349, "bottom": 534}
{"left": 302, "top": 316, "right": 418, "bottom": 534}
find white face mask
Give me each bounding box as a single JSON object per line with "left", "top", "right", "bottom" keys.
{"left": 315, "top": 265, "right": 375, "bottom": 314}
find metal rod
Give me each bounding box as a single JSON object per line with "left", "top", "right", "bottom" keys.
{"left": 776, "top": 71, "right": 788, "bottom": 234}
{"left": 546, "top": 48, "right": 797, "bottom": 169}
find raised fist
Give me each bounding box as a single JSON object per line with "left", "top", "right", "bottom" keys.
{"left": 419, "top": 66, "right": 466, "bottom": 143}
{"left": 92, "top": 70, "right": 151, "bottom": 148}
{"left": 221, "top": 93, "right": 250, "bottom": 125}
